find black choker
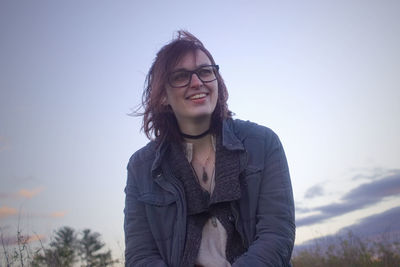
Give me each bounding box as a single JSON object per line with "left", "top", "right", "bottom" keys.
{"left": 180, "top": 129, "right": 210, "bottom": 139}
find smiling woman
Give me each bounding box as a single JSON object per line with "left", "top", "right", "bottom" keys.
{"left": 124, "top": 31, "right": 295, "bottom": 267}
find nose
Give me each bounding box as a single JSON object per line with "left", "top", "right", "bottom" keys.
{"left": 190, "top": 73, "right": 203, "bottom": 88}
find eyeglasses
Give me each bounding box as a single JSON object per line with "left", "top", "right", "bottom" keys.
{"left": 168, "top": 65, "right": 219, "bottom": 88}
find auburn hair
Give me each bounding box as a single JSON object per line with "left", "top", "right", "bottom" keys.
{"left": 139, "top": 30, "right": 232, "bottom": 143}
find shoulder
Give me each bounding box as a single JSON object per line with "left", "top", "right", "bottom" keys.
{"left": 228, "top": 118, "right": 285, "bottom": 160}
{"left": 228, "top": 119, "right": 287, "bottom": 170}
{"left": 125, "top": 141, "right": 159, "bottom": 189}
{"left": 127, "top": 141, "right": 157, "bottom": 170}
{"left": 228, "top": 118, "right": 279, "bottom": 143}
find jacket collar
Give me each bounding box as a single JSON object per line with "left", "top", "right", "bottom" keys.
{"left": 151, "top": 118, "right": 245, "bottom": 178}
{"left": 221, "top": 119, "right": 245, "bottom": 151}
{"left": 151, "top": 136, "right": 168, "bottom": 178}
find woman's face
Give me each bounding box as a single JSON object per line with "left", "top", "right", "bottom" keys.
{"left": 165, "top": 49, "right": 218, "bottom": 127}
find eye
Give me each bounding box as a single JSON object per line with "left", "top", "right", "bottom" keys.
{"left": 197, "top": 67, "right": 213, "bottom": 78}
{"left": 171, "top": 71, "right": 190, "bottom": 82}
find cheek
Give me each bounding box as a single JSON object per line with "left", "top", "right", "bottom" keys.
{"left": 165, "top": 89, "right": 176, "bottom": 106}
{"left": 165, "top": 91, "right": 183, "bottom": 112}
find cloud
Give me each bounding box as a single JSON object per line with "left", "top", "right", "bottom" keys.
{"left": 351, "top": 168, "right": 400, "bottom": 181}
{"left": 296, "top": 207, "right": 400, "bottom": 249}
{"left": 0, "top": 233, "right": 47, "bottom": 246}
{"left": 17, "top": 187, "right": 44, "bottom": 199}
{"left": 1, "top": 186, "right": 45, "bottom": 200}
{"left": 51, "top": 211, "right": 67, "bottom": 218}
{"left": 0, "top": 206, "right": 17, "bottom": 218}
{"left": 297, "top": 173, "right": 400, "bottom": 227}
{"left": 0, "top": 210, "right": 67, "bottom": 219}
{"left": 295, "top": 204, "right": 311, "bottom": 213}
{"left": 338, "top": 206, "right": 400, "bottom": 237}
{"left": 304, "top": 184, "right": 324, "bottom": 199}
{"left": 26, "top": 234, "right": 46, "bottom": 244}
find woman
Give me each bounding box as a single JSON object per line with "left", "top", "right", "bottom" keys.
{"left": 124, "top": 31, "right": 295, "bottom": 267}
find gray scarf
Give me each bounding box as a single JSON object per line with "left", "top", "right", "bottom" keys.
{"left": 167, "top": 135, "right": 246, "bottom": 267}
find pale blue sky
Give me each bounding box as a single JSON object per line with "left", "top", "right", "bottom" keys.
{"left": 1, "top": 0, "right": 399, "bottom": 263}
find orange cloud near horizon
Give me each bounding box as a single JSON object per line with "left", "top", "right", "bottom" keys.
{"left": 17, "top": 187, "right": 44, "bottom": 199}
{"left": 0, "top": 233, "right": 47, "bottom": 246}
{"left": 0, "top": 206, "right": 17, "bottom": 218}
{"left": 51, "top": 211, "right": 67, "bottom": 218}
{"left": 27, "top": 234, "right": 46, "bottom": 244}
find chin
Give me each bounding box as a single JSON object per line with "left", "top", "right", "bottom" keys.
{"left": 188, "top": 111, "right": 213, "bottom": 121}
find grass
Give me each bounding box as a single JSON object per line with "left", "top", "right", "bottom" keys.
{"left": 292, "top": 231, "right": 400, "bottom": 267}
{"left": 3, "top": 225, "right": 400, "bottom": 266}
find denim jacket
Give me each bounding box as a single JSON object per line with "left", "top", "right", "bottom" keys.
{"left": 124, "top": 119, "right": 295, "bottom": 267}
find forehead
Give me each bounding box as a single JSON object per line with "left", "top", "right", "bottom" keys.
{"left": 173, "top": 49, "right": 212, "bottom": 70}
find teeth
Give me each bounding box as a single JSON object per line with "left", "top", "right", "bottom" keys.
{"left": 190, "top": 93, "right": 206, "bottom": 100}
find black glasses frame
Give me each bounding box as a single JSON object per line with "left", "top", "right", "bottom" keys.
{"left": 168, "top": 64, "right": 219, "bottom": 88}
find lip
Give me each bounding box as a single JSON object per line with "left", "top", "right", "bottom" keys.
{"left": 185, "top": 92, "right": 209, "bottom": 100}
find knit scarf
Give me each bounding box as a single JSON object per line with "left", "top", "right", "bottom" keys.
{"left": 167, "top": 135, "right": 246, "bottom": 267}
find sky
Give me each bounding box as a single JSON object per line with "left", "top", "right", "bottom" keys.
{"left": 1, "top": 0, "right": 399, "bottom": 263}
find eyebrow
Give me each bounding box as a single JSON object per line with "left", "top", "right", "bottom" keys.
{"left": 171, "top": 64, "right": 211, "bottom": 73}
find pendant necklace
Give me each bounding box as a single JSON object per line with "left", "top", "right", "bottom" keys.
{"left": 191, "top": 136, "right": 218, "bottom": 227}
{"left": 193, "top": 141, "right": 214, "bottom": 183}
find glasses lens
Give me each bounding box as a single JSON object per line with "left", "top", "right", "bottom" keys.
{"left": 169, "top": 71, "right": 191, "bottom": 87}
{"left": 197, "top": 66, "right": 217, "bottom": 82}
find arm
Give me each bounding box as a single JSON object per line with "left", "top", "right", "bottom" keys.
{"left": 233, "top": 131, "right": 295, "bottom": 267}
{"left": 124, "top": 160, "right": 168, "bottom": 267}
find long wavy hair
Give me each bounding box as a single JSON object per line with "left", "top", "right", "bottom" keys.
{"left": 138, "top": 30, "right": 232, "bottom": 143}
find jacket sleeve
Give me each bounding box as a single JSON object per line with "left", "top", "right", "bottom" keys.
{"left": 124, "top": 158, "right": 168, "bottom": 267}
{"left": 233, "top": 131, "right": 295, "bottom": 267}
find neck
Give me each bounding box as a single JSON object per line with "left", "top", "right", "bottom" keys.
{"left": 177, "top": 118, "right": 213, "bottom": 153}
{"left": 185, "top": 131, "right": 214, "bottom": 161}
{"left": 177, "top": 116, "right": 211, "bottom": 139}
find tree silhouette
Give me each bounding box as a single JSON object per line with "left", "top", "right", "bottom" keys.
{"left": 78, "top": 229, "right": 116, "bottom": 266}
{"left": 31, "top": 226, "right": 117, "bottom": 266}
{"left": 32, "top": 226, "right": 78, "bottom": 266}
{"left": 51, "top": 226, "right": 78, "bottom": 266}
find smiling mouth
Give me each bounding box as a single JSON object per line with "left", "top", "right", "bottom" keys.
{"left": 187, "top": 93, "right": 207, "bottom": 100}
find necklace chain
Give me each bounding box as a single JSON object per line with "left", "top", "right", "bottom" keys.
{"left": 192, "top": 142, "right": 213, "bottom": 166}
{"left": 191, "top": 136, "right": 215, "bottom": 189}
